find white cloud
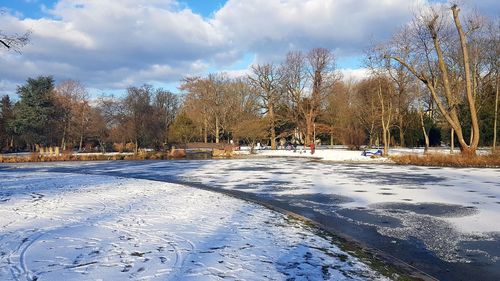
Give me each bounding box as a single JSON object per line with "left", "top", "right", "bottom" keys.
{"left": 0, "top": 0, "right": 498, "bottom": 94}
{"left": 212, "top": 0, "right": 418, "bottom": 60}
{"left": 340, "top": 68, "right": 369, "bottom": 81}
{"left": 1, "top": 0, "right": 228, "bottom": 91}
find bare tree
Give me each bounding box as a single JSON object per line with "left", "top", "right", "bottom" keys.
{"left": 124, "top": 85, "right": 153, "bottom": 154}
{"left": 390, "top": 4, "right": 482, "bottom": 155}
{"left": 281, "top": 48, "right": 339, "bottom": 145}
{"left": 248, "top": 63, "right": 283, "bottom": 149}
{"left": 153, "top": 89, "right": 179, "bottom": 149}
{"left": 281, "top": 51, "right": 308, "bottom": 143}
{"left": 55, "top": 80, "right": 90, "bottom": 151}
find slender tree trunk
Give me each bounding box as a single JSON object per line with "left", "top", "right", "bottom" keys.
{"left": 330, "top": 126, "right": 334, "bottom": 147}
{"left": 60, "top": 122, "right": 67, "bottom": 151}
{"left": 215, "top": 116, "right": 220, "bottom": 144}
{"left": 203, "top": 118, "right": 208, "bottom": 143}
{"left": 378, "top": 81, "right": 390, "bottom": 156}
{"left": 451, "top": 128, "right": 455, "bottom": 154}
{"left": 79, "top": 135, "right": 83, "bottom": 152}
{"left": 269, "top": 104, "right": 276, "bottom": 150}
{"left": 418, "top": 110, "right": 429, "bottom": 153}
{"left": 399, "top": 115, "right": 404, "bottom": 147}
{"left": 494, "top": 74, "right": 499, "bottom": 151}
{"left": 453, "top": 5, "right": 480, "bottom": 154}
{"left": 78, "top": 110, "right": 86, "bottom": 152}
{"left": 369, "top": 122, "right": 375, "bottom": 147}
{"left": 305, "top": 113, "right": 313, "bottom": 145}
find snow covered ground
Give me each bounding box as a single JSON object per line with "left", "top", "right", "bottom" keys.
{"left": 239, "top": 146, "right": 494, "bottom": 162}
{"left": 237, "top": 146, "right": 388, "bottom": 163}
{"left": 0, "top": 170, "right": 389, "bottom": 281}
{"left": 249, "top": 148, "right": 387, "bottom": 162}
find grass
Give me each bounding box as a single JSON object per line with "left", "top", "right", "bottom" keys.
{"left": 0, "top": 152, "right": 174, "bottom": 163}
{"left": 390, "top": 151, "right": 500, "bottom": 168}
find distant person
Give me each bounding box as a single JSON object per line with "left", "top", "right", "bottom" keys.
{"left": 310, "top": 143, "right": 315, "bottom": 155}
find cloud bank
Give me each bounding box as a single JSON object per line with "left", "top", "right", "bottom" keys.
{"left": 0, "top": 0, "right": 498, "bottom": 94}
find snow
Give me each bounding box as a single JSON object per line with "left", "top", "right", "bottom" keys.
{"left": 2, "top": 152, "right": 499, "bottom": 271}
{"left": 0, "top": 170, "right": 388, "bottom": 281}
{"left": 243, "top": 147, "right": 388, "bottom": 162}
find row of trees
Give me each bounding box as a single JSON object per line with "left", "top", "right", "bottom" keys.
{"left": 168, "top": 4, "right": 498, "bottom": 156}
{"left": 0, "top": 4, "right": 498, "bottom": 155}
{"left": 0, "top": 77, "right": 180, "bottom": 153}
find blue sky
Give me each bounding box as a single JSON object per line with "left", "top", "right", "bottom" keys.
{"left": 0, "top": 0, "right": 498, "bottom": 96}
{"left": 0, "top": 0, "right": 56, "bottom": 18}
{"left": 1, "top": 0, "right": 228, "bottom": 19}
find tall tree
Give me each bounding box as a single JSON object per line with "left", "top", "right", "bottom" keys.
{"left": 248, "top": 63, "right": 283, "bottom": 149}
{"left": 0, "top": 95, "right": 14, "bottom": 150}
{"left": 152, "top": 89, "right": 179, "bottom": 149}
{"left": 390, "top": 4, "right": 482, "bottom": 155}
{"left": 281, "top": 48, "right": 339, "bottom": 145}
{"left": 124, "top": 85, "right": 153, "bottom": 154}
{"left": 13, "top": 76, "right": 58, "bottom": 150}
{"left": 54, "top": 80, "right": 90, "bottom": 151}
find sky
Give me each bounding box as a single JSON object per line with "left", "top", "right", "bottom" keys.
{"left": 0, "top": 0, "right": 498, "bottom": 97}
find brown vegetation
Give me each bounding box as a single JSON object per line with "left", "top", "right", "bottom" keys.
{"left": 0, "top": 152, "right": 175, "bottom": 163}
{"left": 391, "top": 152, "right": 500, "bottom": 168}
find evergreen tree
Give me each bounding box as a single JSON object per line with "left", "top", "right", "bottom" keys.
{"left": 13, "top": 76, "right": 58, "bottom": 150}
{"left": 0, "top": 95, "right": 14, "bottom": 150}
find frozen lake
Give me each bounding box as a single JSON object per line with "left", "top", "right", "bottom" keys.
{"left": 1, "top": 158, "right": 500, "bottom": 280}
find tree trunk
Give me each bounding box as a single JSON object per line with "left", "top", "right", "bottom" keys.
{"left": 369, "top": 122, "right": 375, "bottom": 147}
{"left": 305, "top": 114, "right": 313, "bottom": 145}
{"left": 452, "top": 5, "right": 480, "bottom": 153}
{"left": 450, "top": 128, "right": 455, "bottom": 154}
{"left": 60, "top": 134, "right": 66, "bottom": 152}
{"left": 269, "top": 104, "right": 276, "bottom": 150}
{"left": 378, "top": 81, "right": 391, "bottom": 156}
{"left": 399, "top": 115, "right": 405, "bottom": 147}
{"left": 203, "top": 117, "right": 208, "bottom": 143}
{"left": 419, "top": 110, "right": 429, "bottom": 153}
{"left": 79, "top": 135, "right": 83, "bottom": 152}
{"left": 330, "top": 126, "right": 334, "bottom": 147}
{"left": 215, "top": 116, "right": 220, "bottom": 144}
{"left": 494, "top": 74, "right": 499, "bottom": 151}
{"left": 382, "top": 124, "right": 389, "bottom": 156}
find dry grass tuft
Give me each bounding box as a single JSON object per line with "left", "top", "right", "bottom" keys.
{"left": 391, "top": 152, "right": 500, "bottom": 168}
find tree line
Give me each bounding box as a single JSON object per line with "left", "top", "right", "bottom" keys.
{"left": 0, "top": 4, "right": 498, "bottom": 155}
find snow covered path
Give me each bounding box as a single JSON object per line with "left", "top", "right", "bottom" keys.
{"left": 0, "top": 171, "right": 388, "bottom": 281}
